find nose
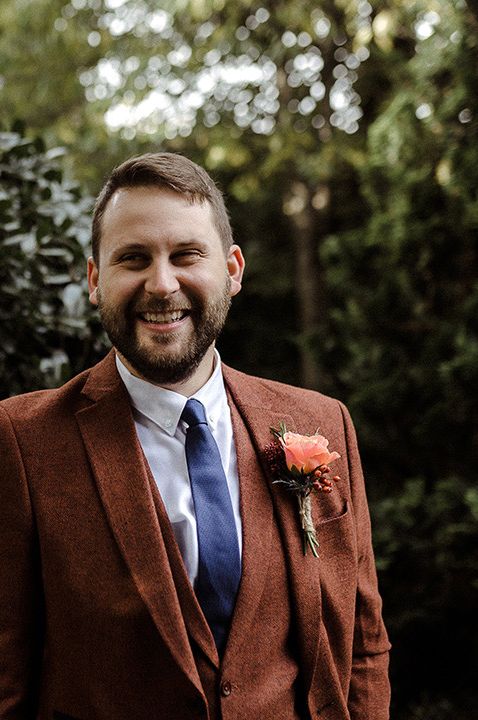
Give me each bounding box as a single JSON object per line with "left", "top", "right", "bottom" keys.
{"left": 144, "top": 260, "right": 181, "bottom": 297}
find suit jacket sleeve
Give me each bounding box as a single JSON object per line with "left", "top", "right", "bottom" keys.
{"left": 0, "top": 405, "right": 43, "bottom": 718}
{"left": 339, "top": 401, "right": 391, "bottom": 719}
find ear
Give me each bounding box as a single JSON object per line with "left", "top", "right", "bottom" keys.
{"left": 226, "top": 244, "right": 245, "bottom": 297}
{"left": 87, "top": 257, "right": 99, "bottom": 306}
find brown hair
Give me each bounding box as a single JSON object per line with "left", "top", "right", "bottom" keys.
{"left": 91, "top": 152, "right": 233, "bottom": 263}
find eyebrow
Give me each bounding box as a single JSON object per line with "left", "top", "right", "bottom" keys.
{"left": 113, "top": 243, "right": 148, "bottom": 253}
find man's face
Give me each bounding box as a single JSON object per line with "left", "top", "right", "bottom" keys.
{"left": 87, "top": 185, "right": 244, "bottom": 387}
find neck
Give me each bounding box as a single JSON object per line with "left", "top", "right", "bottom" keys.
{"left": 117, "top": 346, "right": 217, "bottom": 397}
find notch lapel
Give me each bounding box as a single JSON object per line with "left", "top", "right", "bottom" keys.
{"left": 75, "top": 355, "right": 203, "bottom": 694}
{"left": 223, "top": 367, "right": 323, "bottom": 694}
{"left": 221, "top": 396, "right": 274, "bottom": 660}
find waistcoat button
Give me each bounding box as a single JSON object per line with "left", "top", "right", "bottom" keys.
{"left": 221, "top": 680, "right": 232, "bottom": 697}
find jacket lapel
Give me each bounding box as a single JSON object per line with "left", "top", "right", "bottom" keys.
{"left": 75, "top": 353, "right": 203, "bottom": 694}
{"left": 223, "top": 365, "right": 323, "bottom": 693}
{"left": 222, "top": 395, "right": 274, "bottom": 660}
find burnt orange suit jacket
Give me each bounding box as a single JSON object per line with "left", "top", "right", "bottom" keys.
{"left": 0, "top": 352, "right": 390, "bottom": 720}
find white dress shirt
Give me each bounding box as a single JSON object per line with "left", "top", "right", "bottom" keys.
{"left": 115, "top": 352, "right": 242, "bottom": 586}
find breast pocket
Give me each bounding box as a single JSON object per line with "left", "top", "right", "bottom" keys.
{"left": 316, "top": 500, "right": 357, "bottom": 572}
{"left": 316, "top": 500, "right": 358, "bottom": 622}
{"left": 316, "top": 500, "right": 349, "bottom": 526}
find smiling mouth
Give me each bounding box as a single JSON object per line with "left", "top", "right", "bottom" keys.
{"left": 138, "top": 310, "right": 189, "bottom": 324}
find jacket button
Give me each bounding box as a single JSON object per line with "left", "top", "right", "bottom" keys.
{"left": 221, "top": 680, "right": 232, "bottom": 697}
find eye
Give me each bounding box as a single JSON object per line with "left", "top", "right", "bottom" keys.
{"left": 118, "top": 252, "right": 150, "bottom": 266}
{"left": 173, "top": 249, "right": 204, "bottom": 264}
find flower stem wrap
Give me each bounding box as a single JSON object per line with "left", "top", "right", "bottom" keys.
{"left": 298, "top": 494, "right": 320, "bottom": 557}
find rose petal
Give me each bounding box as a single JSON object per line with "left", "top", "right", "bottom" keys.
{"left": 281, "top": 431, "right": 340, "bottom": 473}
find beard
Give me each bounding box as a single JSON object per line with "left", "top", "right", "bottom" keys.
{"left": 97, "top": 280, "right": 232, "bottom": 386}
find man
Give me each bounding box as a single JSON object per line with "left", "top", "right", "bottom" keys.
{"left": 0, "top": 153, "right": 390, "bottom": 719}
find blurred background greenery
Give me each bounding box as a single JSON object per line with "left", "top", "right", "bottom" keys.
{"left": 1, "top": 0, "right": 478, "bottom": 716}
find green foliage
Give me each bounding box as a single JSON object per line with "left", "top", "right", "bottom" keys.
{"left": 374, "top": 475, "right": 478, "bottom": 623}
{"left": 310, "top": 2, "right": 478, "bottom": 712}
{"left": 0, "top": 125, "right": 104, "bottom": 397}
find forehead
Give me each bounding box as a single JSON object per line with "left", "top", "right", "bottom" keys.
{"left": 100, "top": 185, "right": 220, "bottom": 253}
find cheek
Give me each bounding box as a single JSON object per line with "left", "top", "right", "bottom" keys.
{"left": 192, "top": 266, "right": 229, "bottom": 293}
{"left": 100, "top": 274, "right": 143, "bottom": 302}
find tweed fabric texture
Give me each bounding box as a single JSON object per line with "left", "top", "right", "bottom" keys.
{"left": 0, "top": 351, "right": 390, "bottom": 719}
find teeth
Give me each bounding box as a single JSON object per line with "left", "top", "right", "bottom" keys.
{"left": 142, "top": 311, "right": 185, "bottom": 323}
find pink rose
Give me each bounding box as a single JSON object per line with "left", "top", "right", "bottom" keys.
{"left": 280, "top": 431, "right": 340, "bottom": 474}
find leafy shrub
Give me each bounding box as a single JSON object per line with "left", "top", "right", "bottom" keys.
{"left": 0, "top": 125, "right": 105, "bottom": 398}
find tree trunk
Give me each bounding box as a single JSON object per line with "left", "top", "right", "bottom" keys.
{"left": 285, "top": 182, "right": 322, "bottom": 389}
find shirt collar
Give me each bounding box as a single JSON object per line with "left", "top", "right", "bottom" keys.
{"left": 115, "top": 350, "right": 227, "bottom": 436}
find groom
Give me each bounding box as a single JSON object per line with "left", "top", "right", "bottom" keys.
{"left": 0, "top": 152, "right": 390, "bottom": 719}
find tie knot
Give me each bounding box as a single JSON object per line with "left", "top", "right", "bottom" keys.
{"left": 181, "top": 398, "right": 208, "bottom": 428}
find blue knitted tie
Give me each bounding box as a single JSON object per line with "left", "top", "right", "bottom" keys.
{"left": 181, "top": 399, "right": 241, "bottom": 655}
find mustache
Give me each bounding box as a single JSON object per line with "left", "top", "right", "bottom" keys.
{"left": 131, "top": 299, "right": 194, "bottom": 314}
{"left": 96, "top": 289, "right": 194, "bottom": 316}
